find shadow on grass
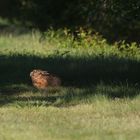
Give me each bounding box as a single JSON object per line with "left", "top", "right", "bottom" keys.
{"left": 0, "top": 54, "right": 140, "bottom": 85}
{"left": 0, "top": 84, "right": 140, "bottom": 107}
{"left": 0, "top": 54, "right": 140, "bottom": 106}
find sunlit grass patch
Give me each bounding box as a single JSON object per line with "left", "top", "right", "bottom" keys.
{"left": 0, "top": 99, "right": 140, "bottom": 140}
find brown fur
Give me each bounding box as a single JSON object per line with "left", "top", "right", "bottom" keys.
{"left": 30, "top": 69, "right": 61, "bottom": 89}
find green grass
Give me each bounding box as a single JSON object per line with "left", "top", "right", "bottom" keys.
{"left": 1, "top": 95, "right": 140, "bottom": 140}
{"left": 0, "top": 30, "right": 140, "bottom": 140}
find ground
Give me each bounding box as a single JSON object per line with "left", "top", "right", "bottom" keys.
{"left": 0, "top": 31, "right": 140, "bottom": 140}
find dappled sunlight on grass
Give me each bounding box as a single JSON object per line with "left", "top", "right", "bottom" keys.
{"left": 0, "top": 83, "right": 140, "bottom": 107}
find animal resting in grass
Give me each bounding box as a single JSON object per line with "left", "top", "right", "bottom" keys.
{"left": 30, "top": 69, "right": 61, "bottom": 89}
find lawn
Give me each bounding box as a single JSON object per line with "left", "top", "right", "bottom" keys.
{"left": 0, "top": 30, "right": 140, "bottom": 140}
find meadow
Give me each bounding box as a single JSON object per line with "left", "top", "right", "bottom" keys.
{"left": 0, "top": 29, "right": 140, "bottom": 140}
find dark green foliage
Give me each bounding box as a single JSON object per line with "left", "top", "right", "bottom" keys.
{"left": 0, "top": 0, "right": 140, "bottom": 42}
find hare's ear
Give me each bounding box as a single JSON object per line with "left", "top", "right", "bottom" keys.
{"left": 30, "top": 72, "right": 33, "bottom": 77}
{"left": 30, "top": 70, "right": 36, "bottom": 76}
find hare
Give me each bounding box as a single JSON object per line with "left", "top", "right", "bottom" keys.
{"left": 30, "top": 69, "right": 61, "bottom": 90}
